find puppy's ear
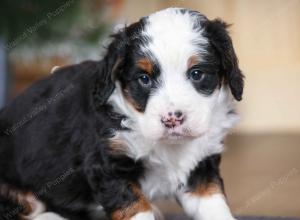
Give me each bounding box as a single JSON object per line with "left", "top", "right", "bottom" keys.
{"left": 204, "top": 19, "right": 244, "bottom": 101}
{"left": 93, "top": 32, "right": 125, "bottom": 107}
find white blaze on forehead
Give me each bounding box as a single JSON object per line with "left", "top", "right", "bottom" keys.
{"left": 141, "top": 8, "right": 208, "bottom": 75}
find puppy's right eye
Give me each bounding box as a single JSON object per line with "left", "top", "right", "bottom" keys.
{"left": 188, "top": 69, "right": 204, "bottom": 82}
{"left": 138, "top": 74, "right": 151, "bottom": 87}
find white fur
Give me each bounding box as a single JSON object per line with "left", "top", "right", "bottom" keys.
{"left": 130, "top": 211, "right": 155, "bottom": 220}
{"left": 179, "top": 193, "right": 236, "bottom": 220}
{"left": 32, "top": 212, "right": 66, "bottom": 220}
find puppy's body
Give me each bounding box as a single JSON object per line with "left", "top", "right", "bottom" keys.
{"left": 0, "top": 8, "right": 243, "bottom": 220}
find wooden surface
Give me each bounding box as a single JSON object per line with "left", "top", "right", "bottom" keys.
{"left": 165, "top": 214, "right": 300, "bottom": 220}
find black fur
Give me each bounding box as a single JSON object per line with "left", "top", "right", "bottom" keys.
{"left": 0, "top": 197, "right": 20, "bottom": 220}
{"left": 203, "top": 19, "right": 244, "bottom": 101}
{"left": 187, "top": 154, "right": 224, "bottom": 194}
{"left": 0, "top": 59, "right": 144, "bottom": 219}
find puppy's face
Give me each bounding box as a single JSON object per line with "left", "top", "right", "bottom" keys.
{"left": 105, "top": 8, "right": 243, "bottom": 142}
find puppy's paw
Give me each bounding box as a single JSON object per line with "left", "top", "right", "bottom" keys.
{"left": 32, "top": 212, "right": 66, "bottom": 220}
{"left": 208, "top": 217, "right": 236, "bottom": 220}
{"left": 180, "top": 193, "right": 236, "bottom": 220}
{"left": 130, "top": 211, "right": 155, "bottom": 220}
{"left": 195, "top": 210, "right": 237, "bottom": 220}
{"left": 209, "top": 217, "right": 236, "bottom": 220}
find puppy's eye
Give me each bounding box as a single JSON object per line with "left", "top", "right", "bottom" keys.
{"left": 138, "top": 74, "right": 151, "bottom": 87}
{"left": 188, "top": 67, "right": 219, "bottom": 95}
{"left": 189, "top": 69, "right": 204, "bottom": 82}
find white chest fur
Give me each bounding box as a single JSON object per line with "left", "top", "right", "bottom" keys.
{"left": 114, "top": 126, "right": 226, "bottom": 200}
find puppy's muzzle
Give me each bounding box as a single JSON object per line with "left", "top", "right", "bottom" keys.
{"left": 161, "top": 110, "right": 185, "bottom": 128}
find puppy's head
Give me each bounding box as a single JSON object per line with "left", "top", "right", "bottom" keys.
{"left": 98, "top": 8, "right": 244, "bottom": 142}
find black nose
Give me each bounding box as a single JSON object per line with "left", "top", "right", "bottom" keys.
{"left": 174, "top": 110, "right": 183, "bottom": 118}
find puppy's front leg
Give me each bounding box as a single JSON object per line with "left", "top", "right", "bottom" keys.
{"left": 109, "top": 184, "right": 155, "bottom": 220}
{"left": 177, "top": 154, "right": 236, "bottom": 220}
{"left": 85, "top": 152, "right": 155, "bottom": 220}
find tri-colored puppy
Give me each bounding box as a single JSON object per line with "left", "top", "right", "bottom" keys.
{"left": 0, "top": 8, "right": 244, "bottom": 220}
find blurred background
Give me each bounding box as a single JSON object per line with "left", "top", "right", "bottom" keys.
{"left": 0, "top": 0, "right": 299, "bottom": 218}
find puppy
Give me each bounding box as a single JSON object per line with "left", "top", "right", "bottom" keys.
{"left": 0, "top": 8, "right": 243, "bottom": 220}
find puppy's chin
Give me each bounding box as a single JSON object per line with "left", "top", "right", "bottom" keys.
{"left": 158, "top": 135, "right": 196, "bottom": 146}
{"left": 160, "top": 130, "right": 205, "bottom": 145}
{"left": 139, "top": 123, "right": 205, "bottom": 145}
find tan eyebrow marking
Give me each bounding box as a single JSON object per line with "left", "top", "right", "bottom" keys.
{"left": 136, "top": 58, "right": 153, "bottom": 75}
{"left": 187, "top": 55, "right": 201, "bottom": 69}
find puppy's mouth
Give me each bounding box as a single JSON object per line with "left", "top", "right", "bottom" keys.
{"left": 161, "top": 127, "right": 201, "bottom": 141}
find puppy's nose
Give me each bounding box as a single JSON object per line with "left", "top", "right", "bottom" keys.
{"left": 174, "top": 110, "right": 183, "bottom": 118}
{"left": 161, "top": 110, "right": 185, "bottom": 128}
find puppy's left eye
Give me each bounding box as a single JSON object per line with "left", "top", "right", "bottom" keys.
{"left": 189, "top": 69, "right": 204, "bottom": 82}
{"left": 188, "top": 68, "right": 219, "bottom": 95}
{"left": 138, "top": 74, "right": 152, "bottom": 87}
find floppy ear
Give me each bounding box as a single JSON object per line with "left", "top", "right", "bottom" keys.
{"left": 93, "top": 32, "right": 126, "bottom": 108}
{"left": 204, "top": 19, "right": 244, "bottom": 101}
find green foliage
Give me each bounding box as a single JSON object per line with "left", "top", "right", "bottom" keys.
{"left": 0, "top": 0, "right": 108, "bottom": 48}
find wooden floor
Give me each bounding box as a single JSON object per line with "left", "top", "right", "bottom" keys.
{"left": 155, "top": 134, "right": 300, "bottom": 217}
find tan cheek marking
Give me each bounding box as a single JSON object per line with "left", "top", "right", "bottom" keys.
{"left": 111, "top": 184, "right": 151, "bottom": 220}
{"left": 190, "top": 183, "right": 222, "bottom": 197}
{"left": 187, "top": 55, "right": 201, "bottom": 69}
{"left": 136, "top": 58, "right": 153, "bottom": 75}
